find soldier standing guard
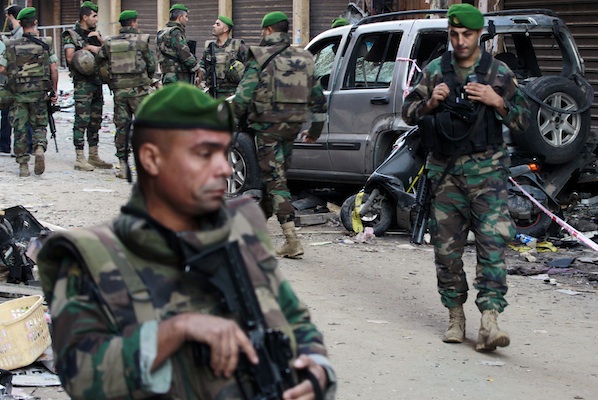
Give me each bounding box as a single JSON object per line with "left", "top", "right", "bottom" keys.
{"left": 63, "top": 1, "right": 112, "bottom": 172}
{"left": 0, "top": 7, "right": 58, "bottom": 177}
{"left": 198, "top": 16, "right": 248, "bottom": 98}
{"left": 156, "top": 4, "right": 200, "bottom": 85}
{"left": 96, "top": 10, "right": 156, "bottom": 179}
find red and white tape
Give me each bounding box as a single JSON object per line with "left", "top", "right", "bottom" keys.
{"left": 509, "top": 177, "right": 598, "bottom": 252}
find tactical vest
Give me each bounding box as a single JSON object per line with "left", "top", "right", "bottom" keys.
{"left": 207, "top": 39, "right": 243, "bottom": 83}
{"left": 248, "top": 45, "right": 313, "bottom": 124}
{"left": 102, "top": 33, "right": 151, "bottom": 90}
{"left": 3, "top": 36, "right": 52, "bottom": 93}
{"left": 63, "top": 28, "right": 101, "bottom": 83}
{"left": 157, "top": 26, "right": 186, "bottom": 73}
{"left": 422, "top": 51, "right": 503, "bottom": 157}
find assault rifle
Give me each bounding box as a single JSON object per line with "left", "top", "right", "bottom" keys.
{"left": 207, "top": 41, "right": 218, "bottom": 98}
{"left": 184, "top": 241, "right": 296, "bottom": 399}
{"left": 411, "top": 171, "right": 430, "bottom": 245}
{"left": 47, "top": 91, "right": 60, "bottom": 153}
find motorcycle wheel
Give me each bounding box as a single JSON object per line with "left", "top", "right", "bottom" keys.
{"left": 508, "top": 180, "right": 554, "bottom": 238}
{"left": 340, "top": 193, "right": 393, "bottom": 236}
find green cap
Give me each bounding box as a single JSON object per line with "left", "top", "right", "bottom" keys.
{"left": 261, "top": 11, "right": 288, "bottom": 28}
{"left": 331, "top": 17, "right": 349, "bottom": 28}
{"left": 118, "top": 10, "right": 138, "bottom": 22}
{"left": 218, "top": 15, "right": 234, "bottom": 28}
{"left": 447, "top": 4, "right": 484, "bottom": 30}
{"left": 81, "top": 1, "right": 98, "bottom": 12}
{"left": 170, "top": 4, "right": 188, "bottom": 12}
{"left": 134, "top": 83, "right": 233, "bottom": 132}
{"left": 16, "top": 7, "right": 35, "bottom": 21}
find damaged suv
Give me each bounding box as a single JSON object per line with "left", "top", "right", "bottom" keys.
{"left": 228, "top": 9, "right": 594, "bottom": 194}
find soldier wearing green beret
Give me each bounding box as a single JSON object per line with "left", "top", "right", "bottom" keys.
{"left": 96, "top": 10, "right": 156, "bottom": 179}
{"left": 233, "top": 11, "right": 327, "bottom": 259}
{"left": 198, "top": 16, "right": 249, "bottom": 99}
{"left": 156, "top": 4, "right": 200, "bottom": 85}
{"left": 402, "top": 3, "right": 531, "bottom": 351}
{"left": 63, "top": 0, "right": 113, "bottom": 172}
{"left": 0, "top": 7, "right": 59, "bottom": 177}
{"left": 331, "top": 17, "right": 349, "bottom": 28}
{"left": 38, "top": 82, "right": 337, "bottom": 400}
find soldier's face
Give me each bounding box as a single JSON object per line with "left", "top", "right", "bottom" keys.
{"left": 449, "top": 26, "right": 481, "bottom": 63}
{"left": 212, "top": 20, "right": 228, "bottom": 36}
{"left": 83, "top": 12, "right": 98, "bottom": 29}
{"left": 177, "top": 12, "right": 189, "bottom": 26}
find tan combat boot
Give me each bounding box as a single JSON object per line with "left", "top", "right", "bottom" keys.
{"left": 116, "top": 159, "right": 128, "bottom": 179}
{"left": 74, "top": 149, "right": 94, "bottom": 171}
{"left": 476, "top": 309, "right": 510, "bottom": 351}
{"left": 277, "top": 221, "right": 304, "bottom": 258}
{"left": 88, "top": 146, "right": 113, "bottom": 169}
{"left": 19, "top": 162, "right": 30, "bottom": 177}
{"left": 34, "top": 146, "right": 45, "bottom": 175}
{"left": 442, "top": 305, "right": 466, "bottom": 343}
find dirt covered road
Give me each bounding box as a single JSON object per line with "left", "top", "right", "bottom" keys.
{"left": 1, "top": 70, "right": 597, "bottom": 399}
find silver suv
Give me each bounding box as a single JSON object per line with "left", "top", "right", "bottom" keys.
{"left": 228, "top": 9, "right": 593, "bottom": 194}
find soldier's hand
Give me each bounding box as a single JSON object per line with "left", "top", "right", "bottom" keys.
{"left": 50, "top": 94, "right": 58, "bottom": 104}
{"left": 283, "top": 355, "right": 328, "bottom": 400}
{"left": 464, "top": 82, "right": 503, "bottom": 108}
{"left": 300, "top": 130, "right": 316, "bottom": 144}
{"left": 427, "top": 82, "right": 449, "bottom": 110}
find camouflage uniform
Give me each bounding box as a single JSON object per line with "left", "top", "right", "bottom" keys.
{"left": 199, "top": 38, "right": 249, "bottom": 98}
{"left": 63, "top": 22, "right": 104, "bottom": 150}
{"left": 156, "top": 21, "right": 199, "bottom": 85}
{"left": 233, "top": 32, "right": 327, "bottom": 224}
{"left": 0, "top": 34, "right": 58, "bottom": 165}
{"left": 38, "top": 186, "right": 334, "bottom": 400}
{"left": 402, "top": 51, "right": 530, "bottom": 312}
{"left": 96, "top": 27, "right": 156, "bottom": 160}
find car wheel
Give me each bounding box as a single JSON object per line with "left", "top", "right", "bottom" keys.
{"left": 340, "top": 192, "right": 393, "bottom": 236}
{"left": 228, "top": 132, "right": 260, "bottom": 196}
{"left": 515, "top": 76, "right": 591, "bottom": 165}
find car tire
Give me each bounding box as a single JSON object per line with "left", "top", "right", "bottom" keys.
{"left": 340, "top": 192, "right": 393, "bottom": 236}
{"left": 515, "top": 76, "right": 591, "bottom": 165}
{"left": 228, "top": 132, "right": 260, "bottom": 196}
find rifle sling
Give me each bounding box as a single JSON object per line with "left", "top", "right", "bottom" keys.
{"left": 23, "top": 33, "right": 50, "bottom": 51}
{"left": 259, "top": 44, "right": 290, "bottom": 73}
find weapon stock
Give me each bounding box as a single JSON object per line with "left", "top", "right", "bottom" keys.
{"left": 411, "top": 171, "right": 430, "bottom": 245}
{"left": 47, "top": 91, "right": 60, "bottom": 153}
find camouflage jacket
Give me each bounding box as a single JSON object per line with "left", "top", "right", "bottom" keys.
{"left": 63, "top": 21, "right": 102, "bottom": 85}
{"left": 199, "top": 38, "right": 249, "bottom": 95}
{"left": 402, "top": 50, "right": 530, "bottom": 174}
{"left": 233, "top": 32, "right": 327, "bottom": 139}
{"left": 96, "top": 27, "right": 156, "bottom": 96}
{"left": 156, "top": 22, "right": 199, "bottom": 82}
{"left": 38, "top": 186, "right": 334, "bottom": 400}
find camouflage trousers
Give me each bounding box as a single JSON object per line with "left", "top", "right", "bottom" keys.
{"left": 73, "top": 81, "right": 103, "bottom": 149}
{"left": 8, "top": 93, "right": 48, "bottom": 164}
{"left": 161, "top": 72, "right": 193, "bottom": 85}
{"left": 256, "top": 133, "right": 295, "bottom": 224}
{"left": 113, "top": 95, "right": 146, "bottom": 160}
{"left": 428, "top": 167, "right": 514, "bottom": 313}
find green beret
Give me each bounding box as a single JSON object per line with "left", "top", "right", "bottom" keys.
{"left": 170, "top": 4, "right": 188, "bottom": 12}
{"left": 119, "top": 10, "right": 138, "bottom": 22}
{"left": 81, "top": 1, "right": 98, "bottom": 12}
{"left": 16, "top": 7, "right": 35, "bottom": 21}
{"left": 134, "top": 83, "right": 233, "bottom": 132}
{"left": 218, "top": 15, "right": 234, "bottom": 28}
{"left": 331, "top": 17, "right": 349, "bottom": 28}
{"left": 261, "top": 11, "right": 288, "bottom": 28}
{"left": 447, "top": 4, "right": 484, "bottom": 30}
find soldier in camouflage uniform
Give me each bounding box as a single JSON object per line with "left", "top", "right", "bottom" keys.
{"left": 402, "top": 4, "right": 530, "bottom": 352}
{"left": 96, "top": 10, "right": 156, "bottom": 179}
{"left": 233, "top": 12, "right": 327, "bottom": 259}
{"left": 0, "top": 7, "right": 58, "bottom": 177}
{"left": 198, "top": 16, "right": 248, "bottom": 98}
{"left": 63, "top": 1, "right": 112, "bottom": 172}
{"left": 37, "top": 83, "right": 337, "bottom": 400}
{"left": 156, "top": 4, "right": 200, "bottom": 85}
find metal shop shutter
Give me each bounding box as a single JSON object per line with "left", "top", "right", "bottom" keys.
{"left": 310, "top": 0, "right": 353, "bottom": 41}
{"left": 232, "top": 0, "right": 293, "bottom": 47}
{"left": 171, "top": 0, "right": 219, "bottom": 55}
{"left": 503, "top": 0, "right": 598, "bottom": 130}
{"left": 121, "top": 0, "right": 158, "bottom": 45}
{"left": 61, "top": 0, "right": 80, "bottom": 26}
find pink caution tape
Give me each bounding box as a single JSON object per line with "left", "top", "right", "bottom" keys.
{"left": 509, "top": 177, "right": 598, "bottom": 252}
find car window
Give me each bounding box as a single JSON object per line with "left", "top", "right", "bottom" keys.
{"left": 342, "top": 32, "right": 402, "bottom": 89}
{"left": 310, "top": 36, "right": 343, "bottom": 90}
{"left": 409, "top": 30, "right": 448, "bottom": 87}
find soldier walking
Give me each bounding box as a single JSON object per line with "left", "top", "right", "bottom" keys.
{"left": 96, "top": 10, "right": 156, "bottom": 179}
{"left": 63, "top": 1, "right": 112, "bottom": 172}
{"left": 198, "top": 16, "right": 248, "bottom": 98}
{"left": 0, "top": 7, "right": 58, "bottom": 177}
{"left": 156, "top": 4, "right": 200, "bottom": 85}
{"left": 233, "top": 12, "right": 327, "bottom": 258}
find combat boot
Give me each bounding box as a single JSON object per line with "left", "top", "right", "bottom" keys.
{"left": 19, "top": 162, "right": 30, "bottom": 177}
{"left": 476, "top": 309, "right": 510, "bottom": 351}
{"left": 34, "top": 146, "right": 45, "bottom": 175}
{"left": 442, "top": 305, "right": 466, "bottom": 343}
{"left": 277, "top": 221, "right": 304, "bottom": 258}
{"left": 88, "top": 146, "right": 113, "bottom": 169}
{"left": 74, "top": 149, "right": 94, "bottom": 171}
{"left": 117, "top": 159, "right": 128, "bottom": 179}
